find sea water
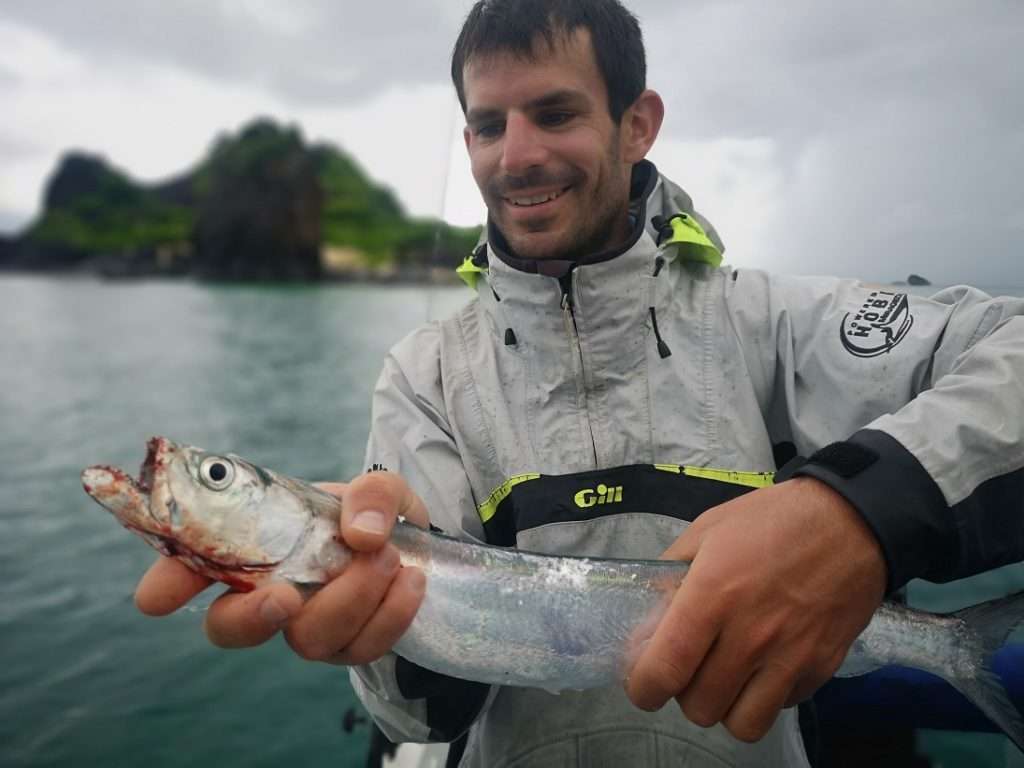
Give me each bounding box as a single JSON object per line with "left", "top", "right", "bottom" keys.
{"left": 0, "top": 275, "right": 1021, "bottom": 767}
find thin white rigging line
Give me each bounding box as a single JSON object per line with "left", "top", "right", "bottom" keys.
{"left": 425, "top": 90, "right": 461, "bottom": 324}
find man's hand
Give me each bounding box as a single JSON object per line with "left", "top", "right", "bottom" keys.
{"left": 624, "top": 477, "right": 886, "bottom": 742}
{"left": 134, "top": 472, "right": 429, "bottom": 665}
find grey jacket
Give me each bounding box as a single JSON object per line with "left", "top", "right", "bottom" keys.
{"left": 351, "top": 161, "right": 1024, "bottom": 767}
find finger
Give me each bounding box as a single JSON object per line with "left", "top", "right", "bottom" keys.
{"left": 674, "top": 634, "right": 757, "bottom": 729}
{"left": 625, "top": 580, "right": 719, "bottom": 711}
{"left": 722, "top": 662, "right": 796, "bottom": 743}
{"left": 783, "top": 678, "right": 820, "bottom": 709}
{"left": 660, "top": 509, "right": 723, "bottom": 563}
{"left": 342, "top": 473, "right": 429, "bottom": 551}
{"left": 329, "top": 566, "right": 427, "bottom": 666}
{"left": 135, "top": 556, "right": 213, "bottom": 616}
{"left": 204, "top": 581, "right": 303, "bottom": 649}
{"left": 285, "top": 544, "right": 401, "bottom": 661}
{"left": 660, "top": 524, "right": 702, "bottom": 562}
{"left": 784, "top": 645, "right": 846, "bottom": 708}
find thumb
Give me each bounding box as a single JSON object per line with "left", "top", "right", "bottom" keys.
{"left": 340, "top": 472, "right": 430, "bottom": 551}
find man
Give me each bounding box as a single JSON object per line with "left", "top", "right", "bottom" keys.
{"left": 136, "top": 1, "right": 1024, "bottom": 765}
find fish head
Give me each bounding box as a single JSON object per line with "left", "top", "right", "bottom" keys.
{"left": 82, "top": 437, "right": 316, "bottom": 590}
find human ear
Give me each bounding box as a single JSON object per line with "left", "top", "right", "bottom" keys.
{"left": 620, "top": 89, "right": 664, "bottom": 163}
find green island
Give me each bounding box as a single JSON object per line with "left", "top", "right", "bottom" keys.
{"left": 0, "top": 118, "right": 481, "bottom": 282}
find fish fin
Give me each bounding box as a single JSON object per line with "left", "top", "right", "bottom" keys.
{"left": 947, "top": 668, "right": 1024, "bottom": 754}
{"left": 946, "top": 591, "right": 1024, "bottom": 753}
{"left": 953, "top": 591, "right": 1024, "bottom": 650}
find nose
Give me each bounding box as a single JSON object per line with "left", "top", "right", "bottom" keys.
{"left": 501, "top": 112, "right": 548, "bottom": 174}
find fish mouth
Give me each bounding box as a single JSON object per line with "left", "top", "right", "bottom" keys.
{"left": 81, "top": 465, "right": 148, "bottom": 515}
{"left": 140, "top": 436, "right": 180, "bottom": 529}
{"left": 139, "top": 435, "right": 169, "bottom": 495}
{"left": 81, "top": 437, "right": 173, "bottom": 532}
{"left": 83, "top": 436, "right": 279, "bottom": 587}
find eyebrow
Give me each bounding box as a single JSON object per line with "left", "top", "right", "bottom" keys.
{"left": 466, "top": 89, "right": 589, "bottom": 125}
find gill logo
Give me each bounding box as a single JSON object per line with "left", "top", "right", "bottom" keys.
{"left": 574, "top": 484, "right": 624, "bottom": 508}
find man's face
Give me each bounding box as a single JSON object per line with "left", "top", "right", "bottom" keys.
{"left": 462, "top": 29, "right": 634, "bottom": 261}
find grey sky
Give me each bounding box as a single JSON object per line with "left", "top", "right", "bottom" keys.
{"left": 1, "top": 0, "right": 465, "bottom": 102}
{"left": 1, "top": 0, "right": 1021, "bottom": 285}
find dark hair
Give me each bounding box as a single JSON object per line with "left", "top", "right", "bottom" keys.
{"left": 451, "top": 0, "right": 646, "bottom": 123}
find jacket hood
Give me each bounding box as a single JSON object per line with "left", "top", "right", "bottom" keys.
{"left": 459, "top": 161, "right": 726, "bottom": 364}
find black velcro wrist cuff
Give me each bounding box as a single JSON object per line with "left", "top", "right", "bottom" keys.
{"left": 793, "top": 429, "right": 953, "bottom": 594}
{"left": 805, "top": 440, "right": 879, "bottom": 478}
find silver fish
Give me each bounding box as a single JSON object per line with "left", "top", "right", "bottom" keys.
{"left": 82, "top": 437, "right": 1024, "bottom": 751}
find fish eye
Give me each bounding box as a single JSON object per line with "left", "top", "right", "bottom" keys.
{"left": 199, "top": 456, "right": 235, "bottom": 491}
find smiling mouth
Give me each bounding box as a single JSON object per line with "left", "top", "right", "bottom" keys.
{"left": 504, "top": 186, "right": 570, "bottom": 207}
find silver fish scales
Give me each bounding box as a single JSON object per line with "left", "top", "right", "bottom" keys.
{"left": 82, "top": 437, "right": 1024, "bottom": 751}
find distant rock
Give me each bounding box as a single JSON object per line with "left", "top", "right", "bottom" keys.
{"left": 0, "top": 235, "right": 13, "bottom": 269}
{"left": 44, "top": 153, "right": 126, "bottom": 210}
{"left": 193, "top": 120, "right": 323, "bottom": 281}
{"left": 4, "top": 117, "right": 481, "bottom": 282}
{"left": 14, "top": 151, "right": 193, "bottom": 272}
{"left": 907, "top": 274, "right": 931, "bottom": 286}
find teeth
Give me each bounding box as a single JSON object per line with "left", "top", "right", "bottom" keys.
{"left": 508, "top": 189, "right": 565, "bottom": 207}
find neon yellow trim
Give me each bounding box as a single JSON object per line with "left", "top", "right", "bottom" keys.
{"left": 456, "top": 255, "right": 485, "bottom": 290}
{"left": 478, "top": 473, "right": 540, "bottom": 523}
{"left": 657, "top": 462, "right": 773, "bottom": 487}
{"left": 664, "top": 214, "right": 723, "bottom": 268}
{"left": 682, "top": 466, "right": 775, "bottom": 488}
{"left": 479, "top": 465, "right": 772, "bottom": 524}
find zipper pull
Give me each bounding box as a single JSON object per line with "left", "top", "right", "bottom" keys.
{"left": 649, "top": 307, "right": 672, "bottom": 359}
{"left": 558, "top": 271, "right": 575, "bottom": 313}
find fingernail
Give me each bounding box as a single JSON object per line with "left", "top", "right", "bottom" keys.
{"left": 352, "top": 510, "right": 388, "bottom": 535}
{"left": 259, "top": 595, "right": 290, "bottom": 627}
{"left": 373, "top": 545, "right": 399, "bottom": 574}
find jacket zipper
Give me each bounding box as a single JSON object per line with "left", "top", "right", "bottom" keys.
{"left": 559, "top": 271, "right": 599, "bottom": 465}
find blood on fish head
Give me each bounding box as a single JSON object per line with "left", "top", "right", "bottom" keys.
{"left": 83, "top": 437, "right": 314, "bottom": 588}
{"left": 81, "top": 464, "right": 152, "bottom": 530}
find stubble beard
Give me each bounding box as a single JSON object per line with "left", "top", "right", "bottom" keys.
{"left": 489, "top": 144, "right": 632, "bottom": 263}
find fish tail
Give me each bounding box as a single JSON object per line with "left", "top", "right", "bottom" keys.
{"left": 945, "top": 591, "right": 1024, "bottom": 753}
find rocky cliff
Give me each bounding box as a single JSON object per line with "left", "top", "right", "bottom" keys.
{"left": 1, "top": 118, "right": 480, "bottom": 282}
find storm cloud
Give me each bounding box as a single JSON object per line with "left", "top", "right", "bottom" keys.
{"left": 0, "top": 0, "right": 465, "bottom": 103}
{"left": 1, "top": 0, "right": 1021, "bottom": 285}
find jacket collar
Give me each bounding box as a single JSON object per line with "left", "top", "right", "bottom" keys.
{"left": 467, "top": 164, "right": 726, "bottom": 362}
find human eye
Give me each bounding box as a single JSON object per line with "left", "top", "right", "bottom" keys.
{"left": 538, "top": 110, "right": 574, "bottom": 128}
{"left": 473, "top": 121, "right": 505, "bottom": 139}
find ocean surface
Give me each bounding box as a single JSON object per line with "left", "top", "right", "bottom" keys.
{"left": 1, "top": 274, "right": 1022, "bottom": 767}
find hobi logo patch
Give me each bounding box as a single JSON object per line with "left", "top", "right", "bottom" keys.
{"left": 841, "top": 291, "right": 914, "bottom": 357}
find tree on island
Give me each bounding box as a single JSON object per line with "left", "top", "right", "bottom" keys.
{"left": 193, "top": 120, "right": 323, "bottom": 281}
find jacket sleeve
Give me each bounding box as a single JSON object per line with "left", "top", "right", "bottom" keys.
{"left": 348, "top": 323, "right": 493, "bottom": 744}
{"left": 727, "top": 272, "right": 1024, "bottom": 593}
